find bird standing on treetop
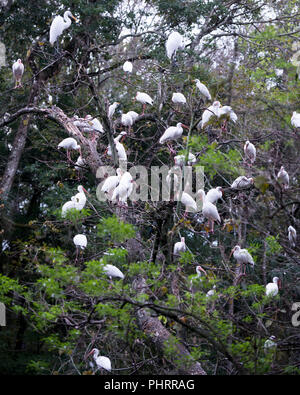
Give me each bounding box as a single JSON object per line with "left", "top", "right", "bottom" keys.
{"left": 266, "top": 277, "right": 280, "bottom": 297}
{"left": 193, "top": 79, "right": 211, "bottom": 101}
{"left": 277, "top": 166, "right": 289, "bottom": 189}
{"left": 49, "top": 10, "right": 77, "bottom": 47}
{"left": 166, "top": 31, "right": 184, "bottom": 60}
{"left": 108, "top": 102, "right": 119, "bottom": 119}
{"left": 206, "top": 187, "right": 223, "bottom": 204}
{"left": 12, "top": 59, "right": 24, "bottom": 88}
{"left": 172, "top": 92, "right": 187, "bottom": 105}
{"left": 197, "top": 189, "right": 220, "bottom": 233}
{"left": 230, "top": 245, "right": 254, "bottom": 275}
{"left": 231, "top": 176, "right": 254, "bottom": 189}
{"left": 288, "top": 225, "right": 297, "bottom": 248}
{"left": 173, "top": 237, "right": 186, "bottom": 256}
{"left": 135, "top": 92, "right": 153, "bottom": 115}
{"left": 159, "top": 123, "right": 189, "bottom": 154}
{"left": 57, "top": 137, "right": 81, "bottom": 161}
{"left": 86, "top": 349, "right": 111, "bottom": 373}
{"left": 244, "top": 141, "right": 256, "bottom": 167}
{"left": 291, "top": 111, "right": 300, "bottom": 128}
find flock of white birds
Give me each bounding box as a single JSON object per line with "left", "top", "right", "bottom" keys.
{"left": 10, "top": 9, "right": 300, "bottom": 371}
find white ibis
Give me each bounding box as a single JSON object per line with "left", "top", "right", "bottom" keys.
{"left": 206, "top": 285, "right": 216, "bottom": 298}
{"left": 103, "top": 264, "right": 125, "bottom": 280}
{"left": 166, "top": 170, "right": 179, "bottom": 189}
{"left": 73, "top": 234, "right": 87, "bottom": 249}
{"left": 206, "top": 187, "right": 223, "bottom": 204}
{"left": 126, "top": 111, "right": 139, "bottom": 123}
{"left": 111, "top": 171, "right": 134, "bottom": 204}
{"left": 73, "top": 233, "right": 87, "bottom": 262}
{"left": 159, "top": 123, "right": 189, "bottom": 154}
{"left": 166, "top": 31, "right": 183, "bottom": 59}
{"left": 49, "top": 11, "right": 77, "bottom": 47}
{"left": 106, "top": 132, "right": 127, "bottom": 162}
{"left": 173, "top": 237, "right": 186, "bottom": 255}
{"left": 86, "top": 349, "right": 111, "bottom": 373}
{"left": 12, "top": 59, "right": 24, "bottom": 88}
{"left": 121, "top": 113, "right": 133, "bottom": 131}
{"left": 61, "top": 196, "right": 78, "bottom": 217}
{"left": 277, "top": 166, "right": 289, "bottom": 189}
{"left": 84, "top": 115, "right": 104, "bottom": 141}
{"left": 123, "top": 61, "right": 133, "bottom": 73}
{"left": 193, "top": 79, "right": 211, "bottom": 101}
{"left": 74, "top": 155, "right": 85, "bottom": 171}
{"left": 197, "top": 189, "right": 220, "bottom": 233}
{"left": 108, "top": 102, "right": 119, "bottom": 119}
{"left": 176, "top": 191, "right": 197, "bottom": 214}
{"left": 199, "top": 101, "right": 221, "bottom": 129}
{"left": 172, "top": 92, "right": 187, "bottom": 105}
{"left": 288, "top": 225, "right": 297, "bottom": 248}
{"left": 190, "top": 265, "right": 207, "bottom": 291}
{"left": 135, "top": 92, "right": 153, "bottom": 115}
{"left": 230, "top": 245, "right": 254, "bottom": 275}
{"left": 244, "top": 141, "right": 256, "bottom": 167}
{"left": 266, "top": 277, "right": 280, "bottom": 297}
{"left": 72, "top": 185, "right": 89, "bottom": 210}
{"left": 57, "top": 137, "right": 81, "bottom": 161}
{"left": 264, "top": 336, "right": 277, "bottom": 351}
{"left": 101, "top": 168, "right": 123, "bottom": 194}
{"left": 291, "top": 111, "right": 300, "bottom": 128}
{"left": 231, "top": 176, "right": 254, "bottom": 189}
{"left": 218, "top": 105, "right": 238, "bottom": 123}
{"left": 174, "top": 153, "right": 196, "bottom": 166}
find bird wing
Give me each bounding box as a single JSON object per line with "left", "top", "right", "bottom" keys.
{"left": 197, "top": 82, "right": 211, "bottom": 100}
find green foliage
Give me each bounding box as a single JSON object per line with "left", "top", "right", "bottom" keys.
{"left": 97, "top": 215, "right": 136, "bottom": 243}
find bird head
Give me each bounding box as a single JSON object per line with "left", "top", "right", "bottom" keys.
{"left": 66, "top": 11, "right": 77, "bottom": 21}
{"left": 213, "top": 101, "right": 221, "bottom": 107}
{"left": 229, "top": 245, "right": 240, "bottom": 258}
{"left": 196, "top": 265, "right": 207, "bottom": 276}
{"left": 86, "top": 348, "right": 97, "bottom": 359}
{"left": 78, "top": 185, "right": 89, "bottom": 195}
{"left": 17, "top": 59, "right": 22, "bottom": 64}
{"left": 196, "top": 189, "right": 205, "bottom": 200}
{"left": 217, "top": 186, "right": 223, "bottom": 195}
{"left": 180, "top": 123, "right": 189, "bottom": 130}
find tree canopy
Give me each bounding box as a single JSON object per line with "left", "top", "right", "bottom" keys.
{"left": 0, "top": 0, "right": 300, "bottom": 375}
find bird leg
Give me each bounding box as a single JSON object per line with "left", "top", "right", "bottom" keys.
{"left": 167, "top": 143, "right": 176, "bottom": 156}
{"left": 141, "top": 104, "right": 146, "bottom": 116}
{"left": 75, "top": 247, "right": 79, "bottom": 264}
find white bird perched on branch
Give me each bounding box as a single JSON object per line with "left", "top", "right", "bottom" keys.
{"left": 107, "top": 134, "right": 127, "bottom": 162}
{"left": 264, "top": 336, "right": 277, "bottom": 351}
{"left": 103, "top": 264, "right": 125, "bottom": 280}
{"left": 121, "top": 113, "right": 134, "bottom": 131}
{"left": 101, "top": 168, "right": 123, "bottom": 195}
{"left": 288, "top": 225, "right": 297, "bottom": 248}
{"left": 174, "top": 153, "right": 196, "bottom": 166}
{"left": 206, "top": 187, "right": 223, "bottom": 204}
{"left": 176, "top": 191, "right": 197, "bottom": 214}
{"left": 172, "top": 92, "right": 187, "bottom": 105}
{"left": 73, "top": 233, "right": 87, "bottom": 263}
{"left": 230, "top": 245, "right": 254, "bottom": 275}
{"left": 84, "top": 115, "right": 104, "bottom": 141}
{"left": 108, "top": 102, "right": 119, "bottom": 119}
{"left": 231, "top": 176, "right": 254, "bottom": 189}
{"left": 244, "top": 141, "right": 256, "bottom": 167}
{"left": 197, "top": 189, "right": 220, "bottom": 233}
{"left": 173, "top": 237, "right": 186, "bottom": 256}
{"left": 86, "top": 349, "right": 111, "bottom": 373}
{"left": 193, "top": 79, "right": 211, "bottom": 101}
{"left": 291, "top": 111, "right": 300, "bottom": 128}
{"left": 126, "top": 111, "right": 139, "bottom": 123}
{"left": 277, "top": 166, "right": 289, "bottom": 189}
{"left": 218, "top": 105, "right": 238, "bottom": 123}
{"left": 123, "top": 61, "right": 133, "bottom": 73}
{"left": 111, "top": 171, "right": 134, "bottom": 204}
{"left": 166, "top": 169, "right": 179, "bottom": 189}
{"left": 206, "top": 285, "right": 216, "bottom": 298}
{"left": 12, "top": 59, "right": 24, "bottom": 88}
{"left": 74, "top": 155, "right": 85, "bottom": 171}
{"left": 73, "top": 234, "right": 87, "bottom": 250}
{"left": 72, "top": 185, "right": 89, "bottom": 210}
{"left": 266, "top": 277, "right": 280, "bottom": 297}
{"left": 57, "top": 137, "right": 81, "bottom": 161}
{"left": 49, "top": 10, "right": 77, "bottom": 47}
{"left": 135, "top": 92, "right": 153, "bottom": 115}
{"left": 159, "top": 123, "right": 189, "bottom": 154}
{"left": 61, "top": 196, "right": 78, "bottom": 217}
{"left": 198, "top": 101, "right": 221, "bottom": 129}
{"left": 166, "top": 31, "right": 184, "bottom": 60}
